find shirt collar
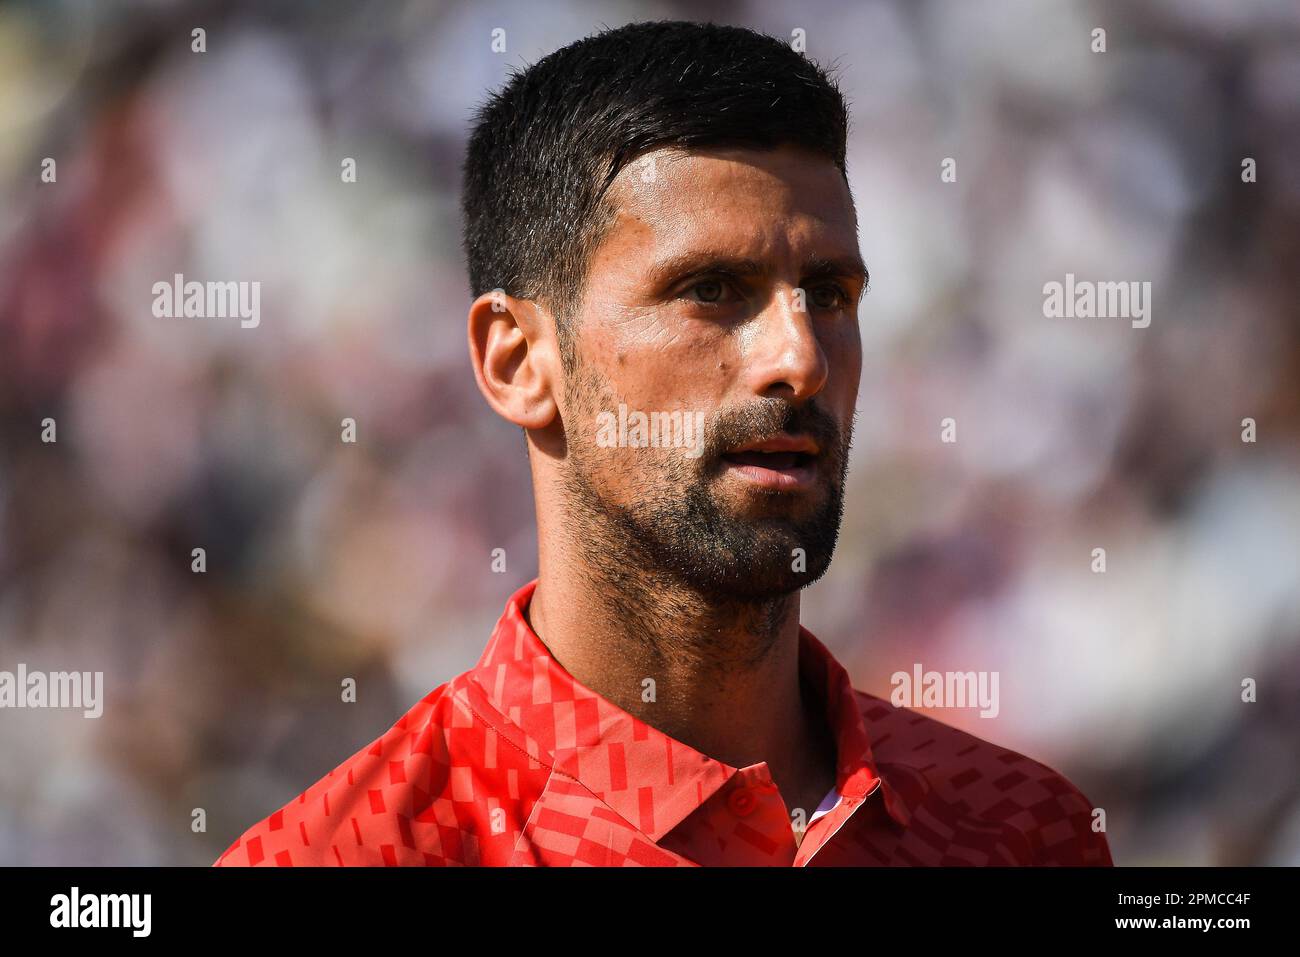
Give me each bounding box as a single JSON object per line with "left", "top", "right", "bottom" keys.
{"left": 468, "top": 579, "right": 912, "bottom": 841}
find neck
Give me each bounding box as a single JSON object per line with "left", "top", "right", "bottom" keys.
{"left": 526, "top": 497, "right": 837, "bottom": 811}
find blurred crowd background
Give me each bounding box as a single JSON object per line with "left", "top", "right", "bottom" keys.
{"left": 1, "top": 0, "right": 1297, "bottom": 866}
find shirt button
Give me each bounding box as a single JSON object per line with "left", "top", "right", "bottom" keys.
{"left": 727, "top": 787, "right": 757, "bottom": 817}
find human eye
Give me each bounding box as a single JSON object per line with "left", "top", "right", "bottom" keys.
{"left": 807, "top": 281, "right": 852, "bottom": 310}
{"left": 681, "top": 275, "right": 741, "bottom": 307}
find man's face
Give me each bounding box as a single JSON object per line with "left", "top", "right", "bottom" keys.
{"left": 558, "top": 144, "right": 865, "bottom": 601}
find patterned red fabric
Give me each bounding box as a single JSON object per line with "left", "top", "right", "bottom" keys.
{"left": 215, "top": 579, "right": 1113, "bottom": 866}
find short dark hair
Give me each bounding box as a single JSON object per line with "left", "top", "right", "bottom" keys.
{"left": 460, "top": 20, "right": 850, "bottom": 368}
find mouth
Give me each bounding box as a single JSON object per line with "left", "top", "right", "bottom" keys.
{"left": 719, "top": 436, "right": 821, "bottom": 491}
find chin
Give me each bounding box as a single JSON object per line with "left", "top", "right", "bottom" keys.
{"left": 687, "top": 556, "right": 836, "bottom": 601}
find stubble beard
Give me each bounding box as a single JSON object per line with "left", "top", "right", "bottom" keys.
{"left": 555, "top": 357, "right": 853, "bottom": 666}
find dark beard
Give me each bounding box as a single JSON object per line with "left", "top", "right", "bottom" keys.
{"left": 559, "top": 366, "right": 852, "bottom": 606}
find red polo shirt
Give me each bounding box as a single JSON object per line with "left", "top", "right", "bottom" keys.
{"left": 214, "top": 580, "right": 1113, "bottom": 866}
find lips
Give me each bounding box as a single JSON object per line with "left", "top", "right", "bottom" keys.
{"left": 718, "top": 434, "right": 821, "bottom": 490}
{"left": 720, "top": 449, "right": 814, "bottom": 471}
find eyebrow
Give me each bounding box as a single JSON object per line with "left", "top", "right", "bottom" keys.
{"left": 644, "top": 251, "right": 871, "bottom": 302}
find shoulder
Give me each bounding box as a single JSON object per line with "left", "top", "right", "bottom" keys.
{"left": 214, "top": 673, "right": 546, "bottom": 867}
{"left": 854, "top": 689, "right": 1113, "bottom": 865}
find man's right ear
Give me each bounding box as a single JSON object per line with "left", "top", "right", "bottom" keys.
{"left": 467, "top": 290, "right": 560, "bottom": 430}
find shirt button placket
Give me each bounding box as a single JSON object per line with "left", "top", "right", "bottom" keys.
{"left": 727, "top": 786, "right": 757, "bottom": 817}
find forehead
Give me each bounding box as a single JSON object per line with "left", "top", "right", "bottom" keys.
{"left": 598, "top": 144, "right": 858, "bottom": 265}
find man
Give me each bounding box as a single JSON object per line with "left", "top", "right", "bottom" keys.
{"left": 215, "top": 20, "right": 1112, "bottom": 866}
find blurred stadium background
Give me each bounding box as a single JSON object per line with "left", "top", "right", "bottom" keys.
{"left": 1, "top": 0, "right": 1297, "bottom": 865}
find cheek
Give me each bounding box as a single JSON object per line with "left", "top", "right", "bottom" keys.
{"left": 593, "top": 313, "right": 732, "bottom": 407}
{"left": 825, "top": 322, "right": 862, "bottom": 391}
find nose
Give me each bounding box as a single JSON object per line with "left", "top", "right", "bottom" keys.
{"left": 742, "top": 285, "right": 829, "bottom": 402}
